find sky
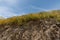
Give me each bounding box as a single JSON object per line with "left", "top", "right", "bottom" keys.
{"left": 0, "top": 0, "right": 60, "bottom": 18}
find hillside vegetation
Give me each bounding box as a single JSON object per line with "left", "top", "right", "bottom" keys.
{"left": 0, "top": 10, "right": 60, "bottom": 26}
{"left": 0, "top": 10, "right": 60, "bottom": 40}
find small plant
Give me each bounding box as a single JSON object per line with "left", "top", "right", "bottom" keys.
{"left": 0, "top": 10, "right": 60, "bottom": 26}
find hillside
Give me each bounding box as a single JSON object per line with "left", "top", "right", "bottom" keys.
{"left": 0, "top": 10, "right": 60, "bottom": 40}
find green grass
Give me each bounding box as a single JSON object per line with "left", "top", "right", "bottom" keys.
{"left": 0, "top": 10, "right": 60, "bottom": 25}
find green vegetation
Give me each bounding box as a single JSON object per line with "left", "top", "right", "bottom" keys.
{"left": 0, "top": 10, "right": 60, "bottom": 26}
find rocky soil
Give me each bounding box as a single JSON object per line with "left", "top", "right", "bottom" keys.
{"left": 0, "top": 18, "right": 60, "bottom": 40}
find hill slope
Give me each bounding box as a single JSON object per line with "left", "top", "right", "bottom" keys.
{"left": 0, "top": 10, "right": 60, "bottom": 40}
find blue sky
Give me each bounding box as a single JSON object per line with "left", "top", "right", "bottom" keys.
{"left": 0, "top": 0, "right": 60, "bottom": 18}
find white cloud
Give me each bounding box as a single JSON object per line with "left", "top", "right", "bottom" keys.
{"left": 0, "top": 0, "right": 19, "bottom": 6}
{"left": 5, "top": 0, "right": 19, "bottom": 5}
{"left": 18, "top": 12, "right": 27, "bottom": 16}
{"left": 0, "top": 6, "right": 18, "bottom": 18}
{"left": 0, "top": 0, "right": 29, "bottom": 18}
{"left": 31, "top": 5, "right": 48, "bottom": 11}
{"left": 0, "top": 6, "right": 27, "bottom": 18}
{"left": 0, "top": 0, "right": 20, "bottom": 18}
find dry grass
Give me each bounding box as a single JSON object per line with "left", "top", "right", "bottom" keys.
{"left": 0, "top": 10, "right": 60, "bottom": 25}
